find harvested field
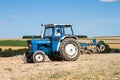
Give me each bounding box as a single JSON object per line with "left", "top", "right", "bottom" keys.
{"left": 0, "top": 46, "right": 27, "bottom": 50}
{"left": 0, "top": 53, "right": 120, "bottom": 80}
{"left": 109, "top": 44, "right": 120, "bottom": 49}
{"left": 0, "top": 37, "right": 120, "bottom": 49}
{"left": 0, "top": 38, "right": 28, "bottom": 41}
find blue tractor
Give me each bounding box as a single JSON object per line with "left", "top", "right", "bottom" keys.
{"left": 23, "top": 24, "right": 80, "bottom": 63}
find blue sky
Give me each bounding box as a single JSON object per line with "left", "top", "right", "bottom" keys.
{"left": 0, "top": 0, "right": 120, "bottom": 38}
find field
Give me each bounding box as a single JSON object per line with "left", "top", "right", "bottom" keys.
{"left": 0, "top": 40, "right": 27, "bottom": 46}
{"left": 0, "top": 53, "right": 120, "bottom": 80}
{"left": 0, "top": 36, "right": 120, "bottom": 50}
{"left": 0, "top": 37, "right": 120, "bottom": 80}
{"left": 0, "top": 40, "right": 27, "bottom": 50}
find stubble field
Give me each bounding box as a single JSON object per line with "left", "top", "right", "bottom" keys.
{"left": 0, "top": 37, "right": 120, "bottom": 80}
{"left": 0, "top": 53, "right": 120, "bottom": 80}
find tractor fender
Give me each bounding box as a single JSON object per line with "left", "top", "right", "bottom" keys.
{"left": 57, "top": 36, "right": 66, "bottom": 51}
{"left": 57, "top": 36, "right": 77, "bottom": 51}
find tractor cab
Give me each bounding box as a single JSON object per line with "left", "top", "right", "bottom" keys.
{"left": 43, "top": 24, "right": 74, "bottom": 39}
{"left": 43, "top": 24, "right": 75, "bottom": 52}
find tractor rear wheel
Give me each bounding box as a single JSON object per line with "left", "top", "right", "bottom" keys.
{"left": 33, "top": 51, "right": 45, "bottom": 63}
{"left": 59, "top": 38, "right": 80, "bottom": 61}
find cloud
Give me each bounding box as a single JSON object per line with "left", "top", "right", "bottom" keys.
{"left": 100, "top": 0, "right": 120, "bottom": 2}
{"left": 0, "top": 27, "right": 3, "bottom": 31}
{"left": 11, "top": 15, "right": 20, "bottom": 19}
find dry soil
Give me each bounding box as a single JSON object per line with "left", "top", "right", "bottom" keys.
{"left": 0, "top": 53, "right": 120, "bottom": 80}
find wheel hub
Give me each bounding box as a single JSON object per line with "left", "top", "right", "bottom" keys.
{"left": 65, "top": 44, "right": 76, "bottom": 56}
{"left": 35, "top": 54, "right": 43, "bottom": 62}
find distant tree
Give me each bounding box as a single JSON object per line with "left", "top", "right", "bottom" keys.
{"left": 1, "top": 48, "right": 14, "bottom": 57}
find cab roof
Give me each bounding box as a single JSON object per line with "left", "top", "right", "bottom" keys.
{"left": 45, "top": 24, "right": 72, "bottom": 28}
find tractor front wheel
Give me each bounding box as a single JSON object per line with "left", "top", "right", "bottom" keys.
{"left": 59, "top": 38, "right": 80, "bottom": 61}
{"left": 32, "top": 51, "right": 45, "bottom": 63}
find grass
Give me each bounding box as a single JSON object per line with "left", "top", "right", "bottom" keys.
{"left": 0, "top": 40, "right": 27, "bottom": 46}
{"left": 111, "top": 66, "right": 120, "bottom": 79}
{"left": 49, "top": 70, "right": 71, "bottom": 79}
{"left": 50, "top": 72, "right": 63, "bottom": 79}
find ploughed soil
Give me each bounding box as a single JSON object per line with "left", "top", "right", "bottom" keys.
{"left": 0, "top": 53, "right": 120, "bottom": 80}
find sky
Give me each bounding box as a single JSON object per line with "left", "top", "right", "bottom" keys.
{"left": 0, "top": 0, "right": 120, "bottom": 38}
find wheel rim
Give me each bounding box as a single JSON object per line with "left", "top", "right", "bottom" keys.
{"left": 65, "top": 44, "right": 78, "bottom": 58}
{"left": 100, "top": 45, "right": 105, "bottom": 52}
{"left": 35, "top": 54, "right": 43, "bottom": 62}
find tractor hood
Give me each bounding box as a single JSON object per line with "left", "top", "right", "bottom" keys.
{"left": 27, "top": 39, "right": 51, "bottom": 53}
{"left": 31, "top": 39, "right": 50, "bottom": 44}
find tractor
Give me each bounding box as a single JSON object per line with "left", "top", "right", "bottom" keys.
{"left": 23, "top": 24, "right": 80, "bottom": 63}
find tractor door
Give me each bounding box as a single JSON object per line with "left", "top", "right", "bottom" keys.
{"left": 43, "top": 27, "right": 53, "bottom": 51}
{"left": 52, "top": 27, "right": 63, "bottom": 52}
